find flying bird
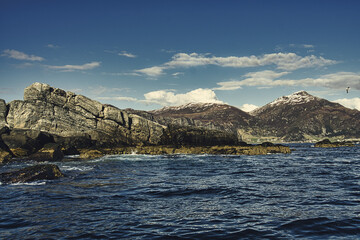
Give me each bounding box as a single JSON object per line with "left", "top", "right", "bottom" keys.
{"left": 346, "top": 87, "right": 350, "bottom": 93}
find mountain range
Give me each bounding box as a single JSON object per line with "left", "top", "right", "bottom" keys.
{"left": 128, "top": 91, "right": 360, "bottom": 142}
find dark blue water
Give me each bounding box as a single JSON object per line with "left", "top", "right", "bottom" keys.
{"left": 1, "top": 144, "right": 360, "bottom": 239}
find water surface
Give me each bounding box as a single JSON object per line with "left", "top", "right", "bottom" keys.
{"left": 1, "top": 144, "right": 360, "bottom": 239}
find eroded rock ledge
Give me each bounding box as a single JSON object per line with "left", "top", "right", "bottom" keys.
{"left": 79, "top": 144, "right": 291, "bottom": 159}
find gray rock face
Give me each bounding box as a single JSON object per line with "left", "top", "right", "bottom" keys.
{"left": 7, "top": 83, "right": 167, "bottom": 146}
{"left": 0, "top": 99, "right": 8, "bottom": 128}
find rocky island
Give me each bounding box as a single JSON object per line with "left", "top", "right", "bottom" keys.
{"left": 0, "top": 83, "right": 291, "bottom": 166}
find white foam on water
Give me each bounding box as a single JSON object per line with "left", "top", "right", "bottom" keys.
{"left": 9, "top": 181, "right": 47, "bottom": 186}
{"left": 60, "top": 165, "right": 94, "bottom": 171}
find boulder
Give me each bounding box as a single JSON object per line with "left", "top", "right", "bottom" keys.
{"left": 30, "top": 143, "right": 64, "bottom": 161}
{"left": 0, "top": 164, "right": 64, "bottom": 184}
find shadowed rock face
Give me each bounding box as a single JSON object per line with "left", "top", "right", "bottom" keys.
{"left": 5, "top": 83, "right": 167, "bottom": 146}
{"left": 0, "top": 164, "right": 64, "bottom": 184}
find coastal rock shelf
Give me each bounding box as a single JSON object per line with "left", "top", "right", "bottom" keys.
{"left": 79, "top": 145, "right": 291, "bottom": 159}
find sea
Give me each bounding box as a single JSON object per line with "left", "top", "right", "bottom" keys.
{"left": 1, "top": 144, "right": 360, "bottom": 239}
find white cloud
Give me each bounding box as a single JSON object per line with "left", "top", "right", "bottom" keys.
{"left": 143, "top": 88, "right": 224, "bottom": 106}
{"left": 172, "top": 72, "right": 184, "bottom": 77}
{"left": 333, "top": 98, "right": 360, "bottom": 110}
{"left": 98, "top": 96, "right": 138, "bottom": 102}
{"left": 89, "top": 86, "right": 126, "bottom": 95}
{"left": 214, "top": 70, "right": 290, "bottom": 90}
{"left": 240, "top": 103, "right": 259, "bottom": 112}
{"left": 303, "top": 44, "right": 314, "bottom": 48}
{"left": 135, "top": 52, "right": 336, "bottom": 76}
{"left": 215, "top": 71, "right": 360, "bottom": 91}
{"left": 46, "top": 44, "right": 60, "bottom": 49}
{"left": 102, "top": 72, "right": 142, "bottom": 76}
{"left": 118, "top": 51, "right": 137, "bottom": 58}
{"left": 2, "top": 49, "right": 44, "bottom": 61}
{"left": 94, "top": 88, "right": 223, "bottom": 107}
{"left": 47, "top": 61, "right": 101, "bottom": 71}
{"left": 135, "top": 66, "right": 165, "bottom": 77}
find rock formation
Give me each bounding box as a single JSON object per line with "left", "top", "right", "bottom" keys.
{"left": 0, "top": 164, "right": 64, "bottom": 184}
{"left": 5, "top": 82, "right": 167, "bottom": 147}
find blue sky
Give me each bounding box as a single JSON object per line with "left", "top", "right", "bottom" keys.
{"left": 1, "top": 0, "right": 359, "bottom": 111}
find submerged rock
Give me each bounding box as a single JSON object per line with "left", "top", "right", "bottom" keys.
{"left": 0, "top": 164, "right": 64, "bottom": 184}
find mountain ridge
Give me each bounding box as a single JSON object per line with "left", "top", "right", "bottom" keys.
{"left": 141, "top": 91, "right": 360, "bottom": 142}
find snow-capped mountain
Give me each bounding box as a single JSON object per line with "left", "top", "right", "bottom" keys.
{"left": 251, "top": 91, "right": 360, "bottom": 141}
{"left": 251, "top": 91, "right": 320, "bottom": 115}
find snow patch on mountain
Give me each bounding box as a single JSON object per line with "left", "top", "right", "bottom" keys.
{"left": 269, "top": 91, "right": 318, "bottom": 107}
{"left": 151, "top": 102, "right": 233, "bottom": 114}
{"left": 251, "top": 91, "right": 319, "bottom": 115}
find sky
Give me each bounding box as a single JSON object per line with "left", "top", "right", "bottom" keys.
{"left": 0, "top": 0, "right": 360, "bottom": 111}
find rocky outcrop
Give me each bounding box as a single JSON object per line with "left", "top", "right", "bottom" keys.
{"left": 0, "top": 164, "right": 64, "bottom": 184}
{"left": 6, "top": 83, "right": 167, "bottom": 147}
